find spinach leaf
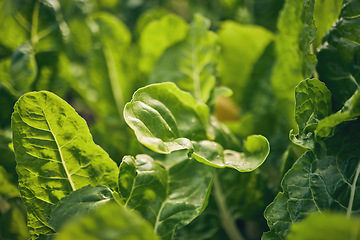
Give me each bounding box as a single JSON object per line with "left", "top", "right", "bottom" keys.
{"left": 119, "top": 151, "right": 214, "bottom": 239}
{"left": 47, "top": 185, "right": 115, "bottom": 232}
{"left": 316, "top": 0, "right": 360, "bottom": 111}
{"left": 124, "top": 82, "right": 269, "bottom": 172}
{"left": 12, "top": 91, "right": 118, "bottom": 238}
{"left": 54, "top": 202, "right": 159, "bottom": 240}
{"left": 264, "top": 78, "right": 360, "bottom": 239}
{"left": 271, "top": 0, "right": 317, "bottom": 129}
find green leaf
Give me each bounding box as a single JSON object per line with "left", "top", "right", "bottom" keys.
{"left": 287, "top": 213, "right": 360, "bottom": 240}
{"left": 149, "top": 14, "right": 219, "bottom": 103}
{"left": 65, "top": 12, "right": 132, "bottom": 122}
{"left": 192, "top": 135, "right": 269, "bottom": 172}
{"left": 264, "top": 121, "right": 360, "bottom": 239}
{"left": 124, "top": 82, "right": 209, "bottom": 154}
{"left": 54, "top": 202, "right": 159, "bottom": 240}
{"left": 125, "top": 82, "right": 269, "bottom": 172}
{"left": 0, "top": 1, "right": 28, "bottom": 51}
{"left": 290, "top": 78, "right": 331, "bottom": 148}
{"left": 316, "top": 88, "right": 360, "bottom": 138}
{"left": 0, "top": 201, "right": 29, "bottom": 240}
{"left": 119, "top": 152, "right": 214, "bottom": 239}
{"left": 139, "top": 14, "right": 188, "bottom": 74}
{"left": 218, "top": 21, "right": 274, "bottom": 104}
{"left": 316, "top": 0, "right": 360, "bottom": 111}
{"left": 270, "top": 0, "right": 317, "bottom": 129}
{"left": 47, "top": 185, "right": 114, "bottom": 232}
{"left": 291, "top": 79, "right": 360, "bottom": 148}
{"left": 313, "top": 0, "right": 342, "bottom": 49}
{"left": 11, "top": 91, "right": 118, "bottom": 239}
{"left": 0, "top": 166, "right": 19, "bottom": 198}
{"left": 10, "top": 42, "right": 37, "bottom": 94}
{"left": 294, "top": 79, "right": 332, "bottom": 132}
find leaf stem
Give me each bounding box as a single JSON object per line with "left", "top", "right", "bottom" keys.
{"left": 31, "top": 0, "right": 40, "bottom": 51}
{"left": 213, "top": 172, "right": 244, "bottom": 240}
{"left": 192, "top": 42, "right": 202, "bottom": 102}
{"left": 347, "top": 160, "right": 360, "bottom": 219}
{"left": 43, "top": 109, "right": 76, "bottom": 192}
{"left": 103, "top": 47, "right": 125, "bottom": 119}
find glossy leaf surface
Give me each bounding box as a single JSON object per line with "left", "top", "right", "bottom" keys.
{"left": 55, "top": 202, "right": 159, "bottom": 240}
{"left": 124, "top": 82, "right": 209, "bottom": 154}
{"left": 192, "top": 135, "right": 269, "bottom": 172}
{"left": 124, "top": 82, "right": 269, "bottom": 172}
{"left": 119, "top": 152, "right": 214, "bottom": 239}
{"left": 12, "top": 91, "right": 118, "bottom": 238}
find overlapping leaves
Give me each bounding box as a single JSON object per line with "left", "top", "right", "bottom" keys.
{"left": 264, "top": 80, "right": 360, "bottom": 240}
{"left": 124, "top": 82, "right": 270, "bottom": 173}
{"left": 119, "top": 152, "right": 214, "bottom": 239}
{"left": 12, "top": 91, "right": 118, "bottom": 238}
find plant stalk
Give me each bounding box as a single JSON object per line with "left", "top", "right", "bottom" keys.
{"left": 31, "top": 0, "right": 40, "bottom": 51}
{"left": 347, "top": 160, "right": 360, "bottom": 219}
{"left": 213, "top": 172, "right": 244, "bottom": 240}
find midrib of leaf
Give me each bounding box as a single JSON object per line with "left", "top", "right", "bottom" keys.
{"left": 103, "top": 46, "right": 125, "bottom": 119}
{"left": 31, "top": 0, "right": 40, "bottom": 50}
{"left": 191, "top": 40, "right": 201, "bottom": 102}
{"left": 347, "top": 160, "right": 360, "bottom": 218}
{"left": 42, "top": 107, "right": 76, "bottom": 192}
{"left": 213, "top": 172, "right": 244, "bottom": 240}
{"left": 153, "top": 197, "right": 167, "bottom": 234}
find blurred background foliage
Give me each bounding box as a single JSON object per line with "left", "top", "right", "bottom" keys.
{"left": 0, "top": 0, "right": 344, "bottom": 239}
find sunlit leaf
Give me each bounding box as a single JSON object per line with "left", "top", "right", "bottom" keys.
{"left": 12, "top": 91, "right": 118, "bottom": 238}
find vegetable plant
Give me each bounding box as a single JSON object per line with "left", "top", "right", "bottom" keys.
{"left": 0, "top": 0, "right": 359, "bottom": 239}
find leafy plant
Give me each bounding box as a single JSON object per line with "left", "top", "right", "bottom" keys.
{"left": 1, "top": 0, "right": 360, "bottom": 239}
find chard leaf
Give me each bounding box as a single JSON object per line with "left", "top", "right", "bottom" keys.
{"left": 11, "top": 91, "right": 118, "bottom": 239}
{"left": 218, "top": 21, "right": 274, "bottom": 104}
{"left": 264, "top": 122, "right": 360, "bottom": 239}
{"left": 292, "top": 79, "right": 360, "bottom": 147}
{"left": 149, "top": 14, "right": 219, "bottom": 103}
{"left": 290, "top": 78, "right": 331, "bottom": 148}
{"left": 315, "top": 88, "right": 360, "bottom": 138}
{"left": 124, "top": 82, "right": 209, "bottom": 154}
{"left": 118, "top": 152, "right": 214, "bottom": 239}
{"left": 124, "top": 82, "right": 270, "bottom": 172}
{"left": 192, "top": 135, "right": 269, "bottom": 172}
{"left": 270, "top": 0, "right": 317, "bottom": 128}
{"left": 287, "top": 213, "right": 360, "bottom": 240}
{"left": 316, "top": 0, "right": 360, "bottom": 111}
{"left": 54, "top": 202, "right": 159, "bottom": 240}
{"left": 47, "top": 185, "right": 114, "bottom": 232}
{"left": 139, "top": 14, "right": 188, "bottom": 74}
{"left": 313, "top": 0, "right": 342, "bottom": 48}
